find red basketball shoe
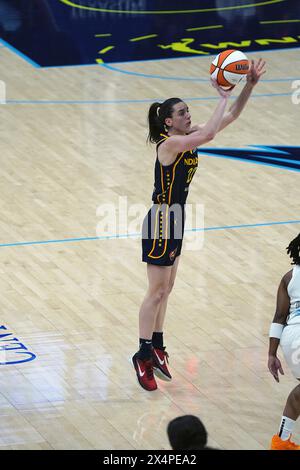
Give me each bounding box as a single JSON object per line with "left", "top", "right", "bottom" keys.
{"left": 132, "top": 353, "right": 157, "bottom": 391}
{"left": 152, "top": 347, "right": 172, "bottom": 381}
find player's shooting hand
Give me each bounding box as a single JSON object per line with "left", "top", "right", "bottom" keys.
{"left": 210, "top": 77, "right": 234, "bottom": 98}
{"left": 247, "top": 58, "right": 266, "bottom": 86}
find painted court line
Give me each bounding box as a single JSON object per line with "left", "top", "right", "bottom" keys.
{"left": 0, "top": 220, "right": 299, "bottom": 248}
{"left": 4, "top": 91, "right": 295, "bottom": 105}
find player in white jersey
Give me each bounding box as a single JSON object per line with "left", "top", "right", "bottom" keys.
{"left": 268, "top": 233, "right": 300, "bottom": 450}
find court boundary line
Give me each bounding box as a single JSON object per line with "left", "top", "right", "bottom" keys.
{"left": 99, "top": 63, "right": 300, "bottom": 82}
{"left": 0, "top": 220, "right": 299, "bottom": 248}
{"left": 0, "top": 38, "right": 40, "bottom": 68}
{"left": 41, "top": 45, "right": 300, "bottom": 69}
{"left": 3, "top": 91, "right": 295, "bottom": 105}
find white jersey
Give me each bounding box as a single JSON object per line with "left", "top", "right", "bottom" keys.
{"left": 287, "top": 265, "right": 300, "bottom": 325}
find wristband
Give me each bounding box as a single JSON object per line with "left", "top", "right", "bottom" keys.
{"left": 269, "top": 322, "right": 284, "bottom": 339}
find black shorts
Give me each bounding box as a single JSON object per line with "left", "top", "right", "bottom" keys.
{"left": 142, "top": 204, "right": 185, "bottom": 266}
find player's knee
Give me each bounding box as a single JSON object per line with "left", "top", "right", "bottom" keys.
{"left": 153, "top": 285, "right": 170, "bottom": 303}
{"left": 161, "top": 281, "right": 174, "bottom": 298}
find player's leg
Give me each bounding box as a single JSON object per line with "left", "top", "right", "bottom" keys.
{"left": 132, "top": 263, "right": 172, "bottom": 391}
{"left": 152, "top": 256, "right": 180, "bottom": 381}
{"left": 282, "top": 382, "right": 300, "bottom": 422}
{"left": 153, "top": 256, "right": 180, "bottom": 334}
{"left": 139, "top": 263, "right": 173, "bottom": 341}
{"left": 271, "top": 325, "right": 300, "bottom": 450}
{"left": 271, "top": 381, "right": 300, "bottom": 450}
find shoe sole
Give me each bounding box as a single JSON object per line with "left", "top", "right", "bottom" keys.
{"left": 153, "top": 365, "right": 172, "bottom": 382}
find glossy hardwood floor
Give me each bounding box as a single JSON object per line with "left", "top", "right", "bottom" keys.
{"left": 0, "top": 42, "right": 299, "bottom": 449}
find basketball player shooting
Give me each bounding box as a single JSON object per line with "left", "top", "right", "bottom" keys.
{"left": 132, "top": 57, "right": 266, "bottom": 392}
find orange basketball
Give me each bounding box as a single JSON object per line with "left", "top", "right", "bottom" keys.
{"left": 210, "top": 49, "right": 250, "bottom": 88}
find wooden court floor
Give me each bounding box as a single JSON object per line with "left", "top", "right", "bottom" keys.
{"left": 0, "top": 44, "right": 300, "bottom": 449}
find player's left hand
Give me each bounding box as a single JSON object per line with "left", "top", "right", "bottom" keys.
{"left": 247, "top": 58, "right": 266, "bottom": 86}
{"left": 268, "top": 355, "right": 284, "bottom": 382}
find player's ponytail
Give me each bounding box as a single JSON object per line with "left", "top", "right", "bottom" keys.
{"left": 147, "top": 102, "right": 162, "bottom": 143}
{"left": 147, "top": 97, "right": 183, "bottom": 144}
{"left": 286, "top": 233, "right": 300, "bottom": 265}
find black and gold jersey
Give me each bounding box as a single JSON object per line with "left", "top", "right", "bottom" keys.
{"left": 151, "top": 133, "right": 198, "bottom": 207}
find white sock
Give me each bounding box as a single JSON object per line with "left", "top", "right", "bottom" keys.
{"left": 278, "top": 416, "right": 296, "bottom": 440}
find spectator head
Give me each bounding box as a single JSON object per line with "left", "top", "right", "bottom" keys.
{"left": 167, "top": 415, "right": 208, "bottom": 450}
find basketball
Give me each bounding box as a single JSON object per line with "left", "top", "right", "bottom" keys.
{"left": 210, "top": 50, "right": 250, "bottom": 88}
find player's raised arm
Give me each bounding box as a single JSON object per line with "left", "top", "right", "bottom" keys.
{"left": 218, "top": 58, "right": 266, "bottom": 131}
{"left": 161, "top": 82, "right": 232, "bottom": 160}
{"left": 192, "top": 58, "right": 266, "bottom": 134}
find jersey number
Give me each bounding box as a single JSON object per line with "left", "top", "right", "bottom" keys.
{"left": 186, "top": 167, "right": 197, "bottom": 183}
